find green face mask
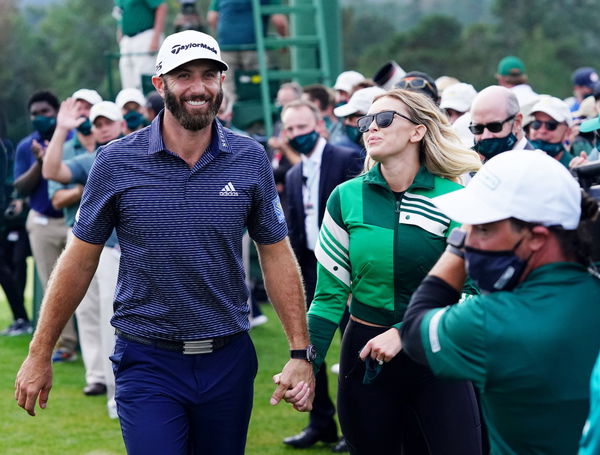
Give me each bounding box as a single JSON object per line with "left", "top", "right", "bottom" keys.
{"left": 76, "top": 117, "right": 92, "bottom": 136}
{"left": 124, "top": 110, "right": 145, "bottom": 130}
{"left": 529, "top": 139, "right": 565, "bottom": 158}
{"left": 288, "top": 130, "right": 320, "bottom": 155}
{"left": 473, "top": 133, "right": 517, "bottom": 160}
{"left": 344, "top": 124, "right": 362, "bottom": 144}
{"left": 32, "top": 115, "right": 56, "bottom": 138}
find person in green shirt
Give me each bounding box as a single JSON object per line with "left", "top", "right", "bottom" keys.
{"left": 297, "top": 89, "right": 483, "bottom": 454}
{"left": 401, "top": 149, "right": 600, "bottom": 455}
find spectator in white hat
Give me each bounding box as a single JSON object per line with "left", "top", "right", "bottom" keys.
{"left": 333, "top": 70, "right": 365, "bottom": 106}
{"left": 330, "top": 86, "right": 385, "bottom": 154}
{"left": 440, "top": 82, "right": 477, "bottom": 124}
{"left": 527, "top": 96, "right": 574, "bottom": 168}
{"left": 115, "top": 87, "right": 148, "bottom": 134}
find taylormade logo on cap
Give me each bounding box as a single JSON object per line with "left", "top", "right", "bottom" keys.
{"left": 171, "top": 42, "right": 218, "bottom": 56}
{"left": 155, "top": 30, "right": 228, "bottom": 76}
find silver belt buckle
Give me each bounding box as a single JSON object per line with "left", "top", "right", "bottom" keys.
{"left": 183, "top": 339, "right": 214, "bottom": 354}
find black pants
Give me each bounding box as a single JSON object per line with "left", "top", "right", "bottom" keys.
{"left": 338, "top": 319, "right": 482, "bottom": 455}
{"left": 0, "top": 227, "right": 30, "bottom": 321}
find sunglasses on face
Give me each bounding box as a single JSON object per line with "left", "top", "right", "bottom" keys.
{"left": 396, "top": 77, "right": 436, "bottom": 93}
{"left": 530, "top": 120, "right": 560, "bottom": 131}
{"left": 357, "top": 110, "right": 418, "bottom": 133}
{"left": 468, "top": 115, "right": 515, "bottom": 135}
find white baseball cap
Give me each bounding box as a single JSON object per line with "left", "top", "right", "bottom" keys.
{"left": 155, "top": 30, "right": 228, "bottom": 76}
{"left": 530, "top": 96, "right": 573, "bottom": 127}
{"left": 334, "top": 86, "right": 386, "bottom": 118}
{"left": 333, "top": 71, "right": 365, "bottom": 93}
{"left": 72, "top": 89, "right": 102, "bottom": 106}
{"left": 90, "top": 101, "right": 124, "bottom": 123}
{"left": 440, "top": 83, "right": 477, "bottom": 113}
{"left": 115, "top": 88, "right": 146, "bottom": 110}
{"left": 432, "top": 150, "right": 581, "bottom": 229}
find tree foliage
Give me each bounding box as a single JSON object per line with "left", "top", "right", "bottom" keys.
{"left": 4, "top": 0, "right": 600, "bottom": 142}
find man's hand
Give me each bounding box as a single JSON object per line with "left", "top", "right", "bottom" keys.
{"left": 31, "top": 139, "right": 47, "bottom": 162}
{"left": 270, "top": 359, "right": 315, "bottom": 412}
{"left": 15, "top": 354, "right": 53, "bottom": 416}
{"left": 359, "top": 328, "right": 402, "bottom": 364}
{"left": 569, "top": 151, "right": 589, "bottom": 169}
{"left": 57, "top": 98, "right": 86, "bottom": 131}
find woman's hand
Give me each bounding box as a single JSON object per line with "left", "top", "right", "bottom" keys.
{"left": 359, "top": 328, "right": 402, "bottom": 364}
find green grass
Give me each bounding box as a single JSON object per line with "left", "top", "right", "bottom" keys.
{"left": 0, "top": 270, "right": 342, "bottom": 454}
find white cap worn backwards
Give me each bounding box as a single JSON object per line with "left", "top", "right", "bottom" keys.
{"left": 433, "top": 150, "right": 581, "bottom": 230}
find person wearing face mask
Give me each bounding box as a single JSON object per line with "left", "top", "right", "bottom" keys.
{"left": 470, "top": 85, "right": 535, "bottom": 162}
{"left": 292, "top": 89, "right": 482, "bottom": 454}
{"left": 43, "top": 100, "right": 125, "bottom": 418}
{"left": 401, "top": 149, "right": 600, "bottom": 455}
{"left": 13, "top": 91, "right": 74, "bottom": 351}
{"left": 115, "top": 87, "right": 148, "bottom": 134}
{"left": 527, "top": 96, "right": 575, "bottom": 168}
{"left": 330, "top": 86, "right": 386, "bottom": 156}
{"left": 282, "top": 99, "right": 363, "bottom": 451}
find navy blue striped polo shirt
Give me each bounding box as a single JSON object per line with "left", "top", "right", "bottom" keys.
{"left": 72, "top": 114, "right": 288, "bottom": 340}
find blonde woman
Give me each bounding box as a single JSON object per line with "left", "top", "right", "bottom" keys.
{"left": 304, "top": 89, "right": 483, "bottom": 453}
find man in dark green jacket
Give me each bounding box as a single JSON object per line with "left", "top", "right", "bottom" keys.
{"left": 402, "top": 150, "right": 600, "bottom": 455}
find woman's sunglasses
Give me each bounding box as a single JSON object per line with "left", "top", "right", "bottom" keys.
{"left": 468, "top": 115, "right": 515, "bottom": 135}
{"left": 357, "top": 110, "right": 418, "bottom": 133}
{"left": 530, "top": 120, "right": 560, "bottom": 131}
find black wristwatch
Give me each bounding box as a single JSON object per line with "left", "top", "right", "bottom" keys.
{"left": 446, "top": 228, "right": 467, "bottom": 259}
{"left": 290, "top": 344, "right": 317, "bottom": 363}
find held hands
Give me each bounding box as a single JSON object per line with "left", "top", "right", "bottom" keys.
{"left": 14, "top": 354, "right": 53, "bottom": 416}
{"left": 270, "top": 359, "right": 315, "bottom": 412}
{"left": 57, "top": 98, "right": 86, "bottom": 131}
{"left": 359, "top": 328, "right": 402, "bottom": 365}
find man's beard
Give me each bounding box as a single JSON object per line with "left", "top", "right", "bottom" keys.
{"left": 164, "top": 83, "right": 223, "bottom": 131}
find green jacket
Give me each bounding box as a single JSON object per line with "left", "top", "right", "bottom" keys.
{"left": 308, "top": 163, "right": 468, "bottom": 367}
{"left": 419, "top": 262, "right": 600, "bottom": 455}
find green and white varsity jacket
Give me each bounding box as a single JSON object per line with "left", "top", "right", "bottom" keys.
{"left": 307, "top": 162, "right": 469, "bottom": 368}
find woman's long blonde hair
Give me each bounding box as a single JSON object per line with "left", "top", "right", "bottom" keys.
{"left": 363, "top": 89, "right": 481, "bottom": 181}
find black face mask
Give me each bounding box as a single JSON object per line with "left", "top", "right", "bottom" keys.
{"left": 464, "top": 237, "right": 530, "bottom": 293}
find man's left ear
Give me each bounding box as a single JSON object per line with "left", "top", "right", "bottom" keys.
{"left": 528, "top": 225, "right": 550, "bottom": 251}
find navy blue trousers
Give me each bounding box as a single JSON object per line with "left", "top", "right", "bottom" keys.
{"left": 110, "top": 333, "right": 257, "bottom": 455}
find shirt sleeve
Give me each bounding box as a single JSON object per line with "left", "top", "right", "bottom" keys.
{"left": 247, "top": 146, "right": 288, "bottom": 244}
{"left": 65, "top": 152, "right": 95, "bottom": 185}
{"left": 71, "top": 147, "right": 117, "bottom": 245}
{"left": 419, "top": 295, "right": 488, "bottom": 389}
{"left": 307, "top": 187, "right": 351, "bottom": 365}
{"left": 13, "top": 139, "right": 33, "bottom": 179}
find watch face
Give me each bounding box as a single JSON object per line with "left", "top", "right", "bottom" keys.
{"left": 307, "top": 344, "right": 317, "bottom": 361}
{"left": 447, "top": 228, "right": 467, "bottom": 248}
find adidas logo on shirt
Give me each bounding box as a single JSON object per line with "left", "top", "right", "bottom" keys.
{"left": 219, "top": 182, "right": 239, "bottom": 196}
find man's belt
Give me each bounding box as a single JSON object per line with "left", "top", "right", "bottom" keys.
{"left": 115, "top": 328, "right": 244, "bottom": 354}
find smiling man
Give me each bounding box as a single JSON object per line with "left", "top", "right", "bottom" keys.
{"left": 15, "top": 30, "right": 314, "bottom": 454}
